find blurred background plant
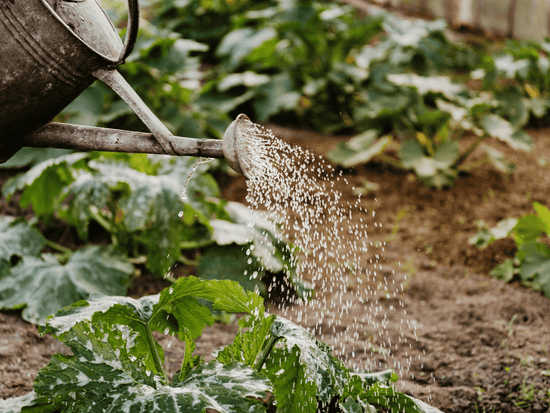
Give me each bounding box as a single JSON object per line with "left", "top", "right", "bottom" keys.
{"left": 4, "top": 0, "right": 550, "bottom": 322}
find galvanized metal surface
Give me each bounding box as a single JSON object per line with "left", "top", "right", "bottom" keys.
{"left": 26, "top": 123, "right": 225, "bottom": 158}
{"left": 0, "top": 0, "right": 138, "bottom": 163}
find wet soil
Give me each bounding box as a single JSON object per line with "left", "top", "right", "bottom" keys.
{"left": 1, "top": 126, "right": 550, "bottom": 412}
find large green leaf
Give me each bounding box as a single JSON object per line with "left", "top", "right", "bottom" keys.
{"left": 44, "top": 276, "right": 263, "bottom": 339}
{"left": 0, "top": 246, "right": 132, "bottom": 324}
{"left": 217, "top": 314, "right": 276, "bottom": 368}
{"left": 327, "top": 130, "right": 392, "bottom": 168}
{"left": 217, "top": 27, "right": 277, "bottom": 69}
{"left": 31, "top": 320, "right": 270, "bottom": 413}
{"left": 1, "top": 153, "right": 88, "bottom": 221}
{"left": 58, "top": 172, "right": 112, "bottom": 239}
{"left": 399, "top": 139, "right": 459, "bottom": 188}
{"left": 264, "top": 316, "right": 349, "bottom": 410}
{"left": 479, "top": 114, "right": 533, "bottom": 152}
{"left": 0, "top": 148, "right": 72, "bottom": 169}
{"left": 264, "top": 346, "right": 318, "bottom": 413}
{"left": 198, "top": 245, "right": 266, "bottom": 294}
{"left": 387, "top": 74, "right": 463, "bottom": 99}
{"left": 0, "top": 216, "right": 44, "bottom": 263}
{"left": 517, "top": 242, "right": 550, "bottom": 298}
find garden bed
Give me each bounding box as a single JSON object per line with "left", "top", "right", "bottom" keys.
{"left": 2, "top": 124, "right": 550, "bottom": 412}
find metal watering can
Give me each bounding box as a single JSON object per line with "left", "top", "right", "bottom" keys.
{"left": 0, "top": 0, "right": 253, "bottom": 177}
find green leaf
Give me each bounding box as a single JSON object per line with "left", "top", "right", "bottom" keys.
{"left": 1, "top": 153, "right": 88, "bottom": 222}
{"left": 387, "top": 74, "right": 463, "bottom": 99}
{"left": 59, "top": 172, "right": 112, "bottom": 239}
{"left": 341, "top": 397, "right": 375, "bottom": 413}
{"left": 468, "top": 217, "right": 518, "bottom": 249}
{"left": 532, "top": 202, "right": 550, "bottom": 235}
{"left": 399, "top": 139, "right": 459, "bottom": 188}
{"left": 0, "top": 246, "right": 132, "bottom": 324}
{"left": 0, "top": 148, "right": 72, "bottom": 169}
{"left": 171, "top": 361, "right": 270, "bottom": 413}
{"left": 44, "top": 276, "right": 263, "bottom": 340}
{"left": 484, "top": 146, "right": 516, "bottom": 174}
{"left": 0, "top": 392, "right": 51, "bottom": 413}
{"left": 517, "top": 243, "right": 550, "bottom": 298}
{"left": 495, "top": 90, "right": 530, "bottom": 128}
{"left": 490, "top": 259, "right": 515, "bottom": 283}
{"left": 479, "top": 114, "right": 533, "bottom": 152}
{"left": 0, "top": 216, "right": 45, "bottom": 262}
{"left": 327, "top": 131, "right": 391, "bottom": 168}
{"left": 34, "top": 319, "right": 270, "bottom": 413}
{"left": 267, "top": 317, "right": 349, "bottom": 404}
{"left": 198, "top": 245, "right": 266, "bottom": 295}
{"left": 514, "top": 214, "right": 546, "bottom": 245}
{"left": 265, "top": 346, "right": 317, "bottom": 413}
{"left": 217, "top": 27, "right": 277, "bottom": 69}
{"left": 217, "top": 314, "right": 276, "bottom": 368}
{"left": 253, "top": 72, "right": 301, "bottom": 121}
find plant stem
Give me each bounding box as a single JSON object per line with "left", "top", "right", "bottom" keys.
{"left": 376, "top": 153, "right": 406, "bottom": 170}
{"left": 44, "top": 239, "right": 73, "bottom": 255}
{"left": 253, "top": 333, "right": 280, "bottom": 372}
{"left": 145, "top": 323, "right": 168, "bottom": 381}
{"left": 453, "top": 134, "right": 487, "bottom": 169}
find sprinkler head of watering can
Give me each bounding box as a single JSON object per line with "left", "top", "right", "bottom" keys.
{"left": 222, "top": 114, "right": 256, "bottom": 179}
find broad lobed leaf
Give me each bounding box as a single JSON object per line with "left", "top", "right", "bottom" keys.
{"left": 0, "top": 246, "right": 132, "bottom": 325}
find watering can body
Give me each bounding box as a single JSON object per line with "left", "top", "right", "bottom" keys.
{"left": 0, "top": 0, "right": 248, "bottom": 176}
{"left": 0, "top": 0, "right": 126, "bottom": 163}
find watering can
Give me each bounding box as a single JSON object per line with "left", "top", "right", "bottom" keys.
{"left": 0, "top": 0, "right": 253, "bottom": 177}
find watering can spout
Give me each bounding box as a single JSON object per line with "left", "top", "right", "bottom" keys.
{"left": 23, "top": 114, "right": 256, "bottom": 179}
{"left": 0, "top": 0, "right": 254, "bottom": 178}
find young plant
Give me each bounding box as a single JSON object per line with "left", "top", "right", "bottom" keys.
{"left": 471, "top": 202, "right": 550, "bottom": 299}
{"left": 0, "top": 277, "right": 442, "bottom": 413}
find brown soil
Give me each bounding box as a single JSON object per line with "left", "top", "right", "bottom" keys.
{"left": 1, "top": 126, "right": 550, "bottom": 412}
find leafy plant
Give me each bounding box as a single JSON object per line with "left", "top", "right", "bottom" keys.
{"left": 1, "top": 153, "right": 308, "bottom": 323}
{"left": 471, "top": 202, "right": 550, "bottom": 298}
{"left": 0, "top": 277, "right": 441, "bottom": 413}
{"left": 0, "top": 216, "right": 134, "bottom": 324}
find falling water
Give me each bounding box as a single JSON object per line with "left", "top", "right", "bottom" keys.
{"left": 236, "top": 117, "right": 417, "bottom": 380}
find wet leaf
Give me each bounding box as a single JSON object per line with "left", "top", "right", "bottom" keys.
{"left": 0, "top": 246, "right": 132, "bottom": 325}
{"left": 198, "top": 245, "right": 266, "bottom": 294}
{"left": 266, "top": 317, "right": 349, "bottom": 405}
{"left": 43, "top": 276, "right": 262, "bottom": 340}
{"left": 33, "top": 319, "right": 270, "bottom": 413}
{"left": 265, "top": 346, "right": 317, "bottom": 413}
{"left": 217, "top": 314, "right": 276, "bottom": 367}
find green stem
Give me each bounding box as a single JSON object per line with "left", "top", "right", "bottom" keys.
{"left": 145, "top": 323, "right": 168, "bottom": 381}
{"left": 44, "top": 239, "right": 73, "bottom": 255}
{"left": 453, "top": 134, "right": 487, "bottom": 169}
{"left": 178, "top": 256, "right": 200, "bottom": 267}
{"left": 253, "top": 334, "right": 280, "bottom": 372}
{"left": 376, "top": 153, "right": 406, "bottom": 170}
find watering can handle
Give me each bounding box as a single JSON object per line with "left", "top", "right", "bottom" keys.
{"left": 116, "top": 0, "right": 140, "bottom": 66}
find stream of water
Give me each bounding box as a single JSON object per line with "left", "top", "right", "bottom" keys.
{"left": 235, "top": 118, "right": 417, "bottom": 379}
